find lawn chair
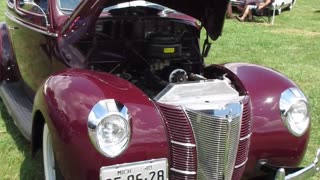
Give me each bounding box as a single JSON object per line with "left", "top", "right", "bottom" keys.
{"left": 255, "top": 0, "right": 294, "bottom": 25}
{"left": 252, "top": 0, "right": 277, "bottom": 25}
{"left": 232, "top": 0, "right": 277, "bottom": 24}
{"left": 266, "top": 0, "right": 278, "bottom": 25}
{"left": 232, "top": 0, "right": 288, "bottom": 25}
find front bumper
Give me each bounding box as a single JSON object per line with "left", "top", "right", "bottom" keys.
{"left": 261, "top": 149, "right": 320, "bottom": 180}
{"left": 275, "top": 149, "right": 320, "bottom": 180}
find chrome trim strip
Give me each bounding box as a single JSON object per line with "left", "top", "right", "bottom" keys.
{"left": 234, "top": 158, "right": 248, "bottom": 169}
{"left": 240, "top": 133, "right": 252, "bottom": 141}
{"left": 5, "top": 11, "right": 58, "bottom": 37}
{"left": 13, "top": 0, "right": 25, "bottom": 16}
{"left": 7, "top": 0, "right": 14, "bottom": 9}
{"left": 171, "top": 140, "right": 196, "bottom": 147}
{"left": 170, "top": 168, "right": 196, "bottom": 175}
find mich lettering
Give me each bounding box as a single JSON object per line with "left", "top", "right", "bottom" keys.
{"left": 145, "top": 165, "right": 152, "bottom": 170}
{"left": 117, "top": 168, "right": 132, "bottom": 175}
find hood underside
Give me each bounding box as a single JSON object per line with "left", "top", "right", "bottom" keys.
{"left": 64, "top": 0, "right": 229, "bottom": 40}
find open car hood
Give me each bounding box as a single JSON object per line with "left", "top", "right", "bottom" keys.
{"left": 63, "top": 0, "right": 229, "bottom": 40}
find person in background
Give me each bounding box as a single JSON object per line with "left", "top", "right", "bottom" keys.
{"left": 226, "top": 2, "right": 234, "bottom": 19}
{"left": 236, "top": 0, "right": 271, "bottom": 22}
{"left": 236, "top": 0, "right": 264, "bottom": 13}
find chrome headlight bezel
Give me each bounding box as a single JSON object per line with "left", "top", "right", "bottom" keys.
{"left": 88, "top": 99, "right": 131, "bottom": 158}
{"left": 279, "top": 87, "right": 310, "bottom": 137}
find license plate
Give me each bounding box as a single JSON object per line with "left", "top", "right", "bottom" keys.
{"left": 100, "top": 158, "right": 167, "bottom": 180}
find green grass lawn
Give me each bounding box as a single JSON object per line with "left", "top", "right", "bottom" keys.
{"left": 0, "top": 0, "right": 320, "bottom": 179}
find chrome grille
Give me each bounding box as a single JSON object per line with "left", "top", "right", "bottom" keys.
{"left": 155, "top": 80, "right": 251, "bottom": 180}
{"left": 186, "top": 111, "right": 226, "bottom": 179}
{"left": 186, "top": 102, "right": 242, "bottom": 180}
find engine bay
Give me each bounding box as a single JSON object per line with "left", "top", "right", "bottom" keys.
{"left": 74, "top": 6, "right": 213, "bottom": 97}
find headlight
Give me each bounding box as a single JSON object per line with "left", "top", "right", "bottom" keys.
{"left": 279, "top": 87, "right": 310, "bottom": 137}
{"left": 88, "top": 99, "right": 130, "bottom": 158}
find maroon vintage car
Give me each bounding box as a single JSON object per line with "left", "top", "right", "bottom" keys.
{"left": 0, "top": 0, "right": 319, "bottom": 179}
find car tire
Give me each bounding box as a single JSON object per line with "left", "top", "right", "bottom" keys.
{"left": 43, "top": 123, "right": 63, "bottom": 180}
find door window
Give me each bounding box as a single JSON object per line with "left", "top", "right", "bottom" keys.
{"left": 18, "top": 0, "right": 46, "bottom": 14}
{"left": 16, "top": 0, "right": 49, "bottom": 27}
{"left": 34, "top": 0, "right": 49, "bottom": 13}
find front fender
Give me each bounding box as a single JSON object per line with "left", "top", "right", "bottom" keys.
{"left": 0, "top": 22, "right": 20, "bottom": 82}
{"left": 33, "top": 69, "right": 169, "bottom": 180}
{"left": 223, "top": 63, "right": 310, "bottom": 177}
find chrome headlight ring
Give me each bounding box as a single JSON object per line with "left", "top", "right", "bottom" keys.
{"left": 279, "top": 87, "right": 310, "bottom": 137}
{"left": 88, "top": 99, "right": 131, "bottom": 158}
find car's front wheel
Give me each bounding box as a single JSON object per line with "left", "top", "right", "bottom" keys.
{"left": 43, "top": 123, "right": 58, "bottom": 180}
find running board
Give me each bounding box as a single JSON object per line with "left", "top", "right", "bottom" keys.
{"left": 0, "top": 82, "right": 33, "bottom": 141}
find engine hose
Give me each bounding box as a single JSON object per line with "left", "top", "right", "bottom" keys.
{"left": 144, "top": 70, "right": 169, "bottom": 89}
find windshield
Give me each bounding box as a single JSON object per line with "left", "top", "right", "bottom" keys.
{"left": 57, "top": 0, "right": 169, "bottom": 13}
{"left": 58, "top": 0, "right": 81, "bottom": 11}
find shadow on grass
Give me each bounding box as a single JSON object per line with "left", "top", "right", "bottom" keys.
{"left": 0, "top": 99, "right": 44, "bottom": 179}
{"left": 314, "top": 10, "right": 320, "bottom": 13}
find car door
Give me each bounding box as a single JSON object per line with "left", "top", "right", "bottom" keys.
{"left": 6, "top": 0, "right": 54, "bottom": 94}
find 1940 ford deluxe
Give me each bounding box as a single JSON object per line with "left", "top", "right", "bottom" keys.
{"left": 0, "top": 0, "right": 319, "bottom": 179}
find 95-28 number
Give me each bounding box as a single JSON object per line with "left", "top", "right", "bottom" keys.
{"left": 106, "top": 170, "right": 165, "bottom": 180}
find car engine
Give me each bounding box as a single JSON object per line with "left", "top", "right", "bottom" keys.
{"left": 76, "top": 6, "right": 206, "bottom": 97}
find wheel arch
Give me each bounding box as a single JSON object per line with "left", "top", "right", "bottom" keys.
{"left": 31, "top": 110, "right": 46, "bottom": 157}
{"left": 30, "top": 68, "right": 170, "bottom": 179}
